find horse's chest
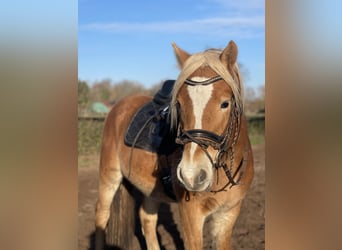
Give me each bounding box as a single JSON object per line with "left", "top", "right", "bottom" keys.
{"left": 201, "top": 193, "right": 241, "bottom": 215}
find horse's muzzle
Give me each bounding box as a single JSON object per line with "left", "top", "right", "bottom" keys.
{"left": 177, "top": 167, "right": 211, "bottom": 192}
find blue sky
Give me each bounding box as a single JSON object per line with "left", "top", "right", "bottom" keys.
{"left": 78, "top": 0, "right": 264, "bottom": 89}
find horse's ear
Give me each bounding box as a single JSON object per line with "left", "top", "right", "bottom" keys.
{"left": 220, "top": 40, "right": 238, "bottom": 72}
{"left": 172, "top": 43, "right": 190, "bottom": 68}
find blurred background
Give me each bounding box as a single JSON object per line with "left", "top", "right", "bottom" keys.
{"left": 1, "top": 0, "right": 342, "bottom": 249}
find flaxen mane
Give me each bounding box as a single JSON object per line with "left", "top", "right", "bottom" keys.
{"left": 170, "top": 49, "right": 244, "bottom": 129}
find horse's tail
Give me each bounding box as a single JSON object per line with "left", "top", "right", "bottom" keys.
{"left": 95, "top": 178, "right": 136, "bottom": 250}
{"left": 105, "top": 178, "right": 136, "bottom": 249}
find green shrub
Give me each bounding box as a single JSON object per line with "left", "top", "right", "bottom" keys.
{"left": 78, "top": 119, "right": 105, "bottom": 155}
{"left": 247, "top": 116, "right": 265, "bottom": 145}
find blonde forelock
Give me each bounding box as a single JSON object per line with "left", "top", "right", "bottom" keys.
{"left": 170, "top": 50, "right": 244, "bottom": 130}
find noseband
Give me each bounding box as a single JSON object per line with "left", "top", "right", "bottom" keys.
{"left": 175, "top": 76, "right": 244, "bottom": 191}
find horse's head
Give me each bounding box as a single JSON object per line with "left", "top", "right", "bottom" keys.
{"left": 171, "top": 41, "right": 244, "bottom": 192}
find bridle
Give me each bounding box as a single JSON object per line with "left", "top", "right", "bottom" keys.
{"left": 175, "top": 76, "right": 246, "bottom": 192}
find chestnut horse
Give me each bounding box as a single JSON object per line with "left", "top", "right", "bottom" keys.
{"left": 95, "top": 40, "right": 254, "bottom": 250}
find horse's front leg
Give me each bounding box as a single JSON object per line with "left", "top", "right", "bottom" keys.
{"left": 139, "top": 197, "right": 160, "bottom": 250}
{"left": 178, "top": 198, "right": 206, "bottom": 249}
{"left": 209, "top": 202, "right": 242, "bottom": 250}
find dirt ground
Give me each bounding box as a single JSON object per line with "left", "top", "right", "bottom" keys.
{"left": 78, "top": 143, "right": 265, "bottom": 250}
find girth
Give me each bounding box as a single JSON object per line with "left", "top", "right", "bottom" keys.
{"left": 124, "top": 80, "right": 180, "bottom": 200}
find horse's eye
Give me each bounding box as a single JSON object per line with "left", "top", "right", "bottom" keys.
{"left": 221, "top": 101, "right": 229, "bottom": 109}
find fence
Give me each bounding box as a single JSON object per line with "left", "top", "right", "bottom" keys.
{"left": 78, "top": 114, "right": 265, "bottom": 155}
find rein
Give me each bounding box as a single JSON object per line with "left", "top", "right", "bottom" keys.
{"left": 175, "top": 76, "right": 244, "bottom": 192}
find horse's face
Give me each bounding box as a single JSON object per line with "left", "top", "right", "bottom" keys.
{"left": 176, "top": 71, "right": 234, "bottom": 191}
{"left": 172, "top": 41, "right": 241, "bottom": 192}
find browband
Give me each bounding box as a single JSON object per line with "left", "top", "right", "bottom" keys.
{"left": 184, "top": 76, "right": 223, "bottom": 86}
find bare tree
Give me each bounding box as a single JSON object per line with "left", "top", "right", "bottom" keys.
{"left": 110, "top": 80, "right": 148, "bottom": 101}
{"left": 90, "top": 79, "right": 111, "bottom": 102}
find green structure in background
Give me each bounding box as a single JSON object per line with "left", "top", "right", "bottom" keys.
{"left": 91, "top": 102, "right": 109, "bottom": 114}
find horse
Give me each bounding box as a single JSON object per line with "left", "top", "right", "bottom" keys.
{"left": 95, "top": 40, "right": 254, "bottom": 250}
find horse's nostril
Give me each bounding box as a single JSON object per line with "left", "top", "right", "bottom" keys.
{"left": 198, "top": 169, "right": 207, "bottom": 182}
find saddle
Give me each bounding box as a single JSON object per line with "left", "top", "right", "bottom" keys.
{"left": 124, "top": 80, "right": 177, "bottom": 153}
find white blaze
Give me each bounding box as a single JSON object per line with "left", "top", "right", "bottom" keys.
{"left": 187, "top": 77, "right": 213, "bottom": 162}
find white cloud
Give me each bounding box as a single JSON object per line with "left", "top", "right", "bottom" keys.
{"left": 80, "top": 16, "right": 264, "bottom": 38}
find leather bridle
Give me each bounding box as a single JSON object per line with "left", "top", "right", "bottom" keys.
{"left": 175, "top": 76, "right": 245, "bottom": 191}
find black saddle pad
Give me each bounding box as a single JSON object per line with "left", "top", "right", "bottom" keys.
{"left": 124, "top": 80, "right": 175, "bottom": 152}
